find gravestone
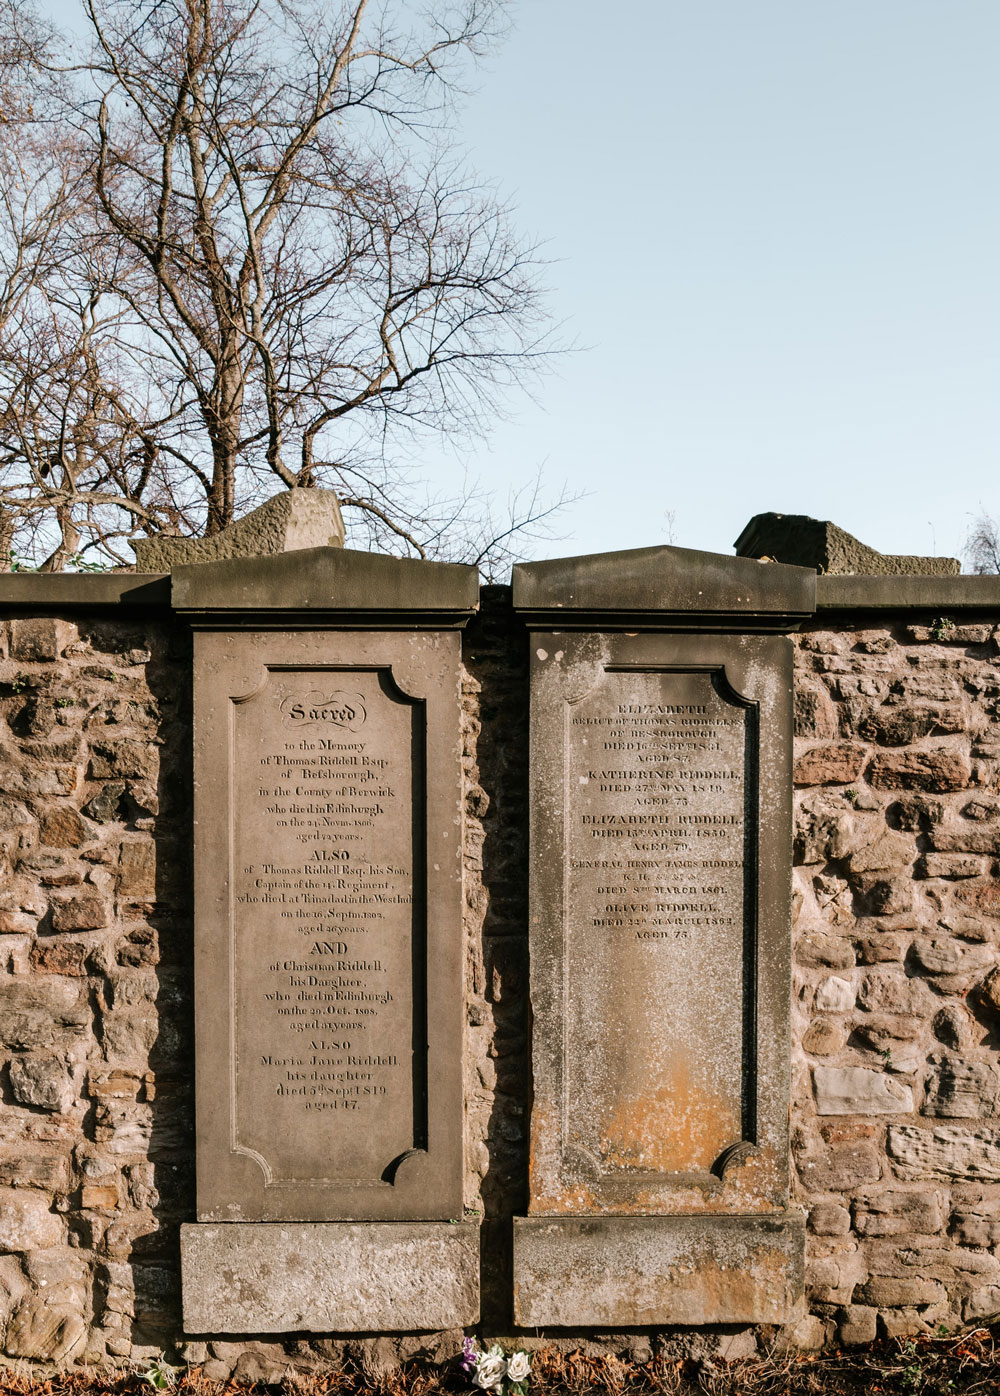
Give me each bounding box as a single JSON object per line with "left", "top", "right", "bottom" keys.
{"left": 511, "top": 546, "right": 813, "bottom": 1326}
{"left": 174, "top": 530, "right": 480, "bottom": 1332}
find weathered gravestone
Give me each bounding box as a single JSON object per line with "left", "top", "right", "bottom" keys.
{"left": 174, "top": 520, "right": 480, "bottom": 1333}
{"left": 511, "top": 546, "right": 814, "bottom": 1326}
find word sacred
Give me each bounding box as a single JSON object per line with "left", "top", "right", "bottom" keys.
{"left": 279, "top": 690, "right": 367, "bottom": 731}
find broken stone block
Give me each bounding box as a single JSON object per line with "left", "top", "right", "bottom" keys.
{"left": 9, "top": 1054, "right": 75, "bottom": 1113}
{"left": 794, "top": 744, "right": 867, "bottom": 786}
{"left": 4, "top": 1293, "right": 85, "bottom": 1361}
{"left": 814, "top": 975, "right": 855, "bottom": 1012}
{"left": 802, "top": 1019, "right": 846, "bottom": 1056}
{"left": 88, "top": 739, "right": 158, "bottom": 782}
{"left": 867, "top": 751, "right": 971, "bottom": 793}
{"left": 838, "top": 1304, "right": 877, "bottom": 1346}
{"left": 38, "top": 807, "right": 89, "bottom": 849}
{"left": 0, "top": 1189, "right": 63, "bottom": 1251}
{"left": 49, "top": 894, "right": 109, "bottom": 931}
{"left": 911, "top": 938, "right": 994, "bottom": 978}
{"left": 854, "top": 1276, "right": 947, "bottom": 1307}
{"left": 9, "top": 619, "right": 66, "bottom": 662}
{"left": 923, "top": 1058, "right": 1000, "bottom": 1118}
{"left": 82, "top": 783, "right": 127, "bottom": 823}
{"left": 118, "top": 841, "right": 155, "bottom": 899}
{"left": 888, "top": 1124, "right": 1000, "bottom": 1180}
{"left": 853, "top": 1190, "right": 944, "bottom": 1237}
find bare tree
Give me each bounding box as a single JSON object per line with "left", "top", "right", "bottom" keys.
{"left": 0, "top": 0, "right": 559, "bottom": 569}
{"left": 965, "top": 511, "right": 1000, "bottom": 575}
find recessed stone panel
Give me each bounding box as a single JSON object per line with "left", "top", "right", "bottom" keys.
{"left": 193, "top": 629, "right": 465, "bottom": 1222}
{"left": 525, "top": 631, "right": 793, "bottom": 1217}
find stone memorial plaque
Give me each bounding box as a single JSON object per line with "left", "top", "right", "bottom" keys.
{"left": 193, "top": 629, "right": 464, "bottom": 1222}
{"left": 524, "top": 631, "right": 793, "bottom": 1217}
{"left": 565, "top": 666, "right": 751, "bottom": 1180}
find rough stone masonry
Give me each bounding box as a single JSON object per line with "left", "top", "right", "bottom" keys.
{"left": 0, "top": 542, "right": 999, "bottom": 1370}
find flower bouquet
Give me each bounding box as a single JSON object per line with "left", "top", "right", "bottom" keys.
{"left": 460, "top": 1339, "right": 532, "bottom": 1394}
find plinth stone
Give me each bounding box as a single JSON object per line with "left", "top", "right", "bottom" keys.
{"left": 182, "top": 1221, "right": 479, "bottom": 1333}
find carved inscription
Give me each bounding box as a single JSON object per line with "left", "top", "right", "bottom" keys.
{"left": 232, "top": 669, "right": 422, "bottom": 1184}
{"left": 566, "top": 668, "right": 750, "bottom": 1178}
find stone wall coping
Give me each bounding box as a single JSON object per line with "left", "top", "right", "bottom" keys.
{"left": 0, "top": 574, "right": 170, "bottom": 609}
{"left": 512, "top": 545, "right": 816, "bottom": 629}
{"left": 816, "top": 573, "right": 1000, "bottom": 612}
{"left": 172, "top": 546, "right": 479, "bottom": 625}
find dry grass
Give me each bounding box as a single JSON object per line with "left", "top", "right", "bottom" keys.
{"left": 0, "top": 1331, "right": 999, "bottom": 1396}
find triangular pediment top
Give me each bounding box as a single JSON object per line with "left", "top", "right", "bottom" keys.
{"left": 171, "top": 545, "right": 479, "bottom": 620}
{"left": 512, "top": 544, "right": 816, "bottom": 627}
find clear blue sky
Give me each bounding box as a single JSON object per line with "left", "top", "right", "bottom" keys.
{"left": 456, "top": 0, "right": 1000, "bottom": 565}
{"left": 43, "top": 0, "right": 1000, "bottom": 566}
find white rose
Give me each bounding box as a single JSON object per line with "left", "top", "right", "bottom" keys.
{"left": 473, "top": 1347, "right": 508, "bottom": 1391}
{"left": 506, "top": 1352, "right": 531, "bottom": 1384}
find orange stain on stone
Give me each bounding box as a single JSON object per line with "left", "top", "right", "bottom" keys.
{"left": 598, "top": 1059, "right": 740, "bottom": 1174}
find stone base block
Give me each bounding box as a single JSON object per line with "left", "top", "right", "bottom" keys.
{"left": 181, "top": 1221, "right": 479, "bottom": 1333}
{"left": 513, "top": 1213, "right": 804, "bottom": 1327}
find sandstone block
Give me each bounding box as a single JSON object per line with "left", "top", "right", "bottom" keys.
{"left": 850, "top": 873, "right": 913, "bottom": 915}
{"left": 846, "top": 831, "right": 914, "bottom": 874}
{"left": 813, "top": 1066, "right": 913, "bottom": 1116}
{"left": 9, "top": 619, "right": 65, "bottom": 662}
{"left": 794, "top": 744, "right": 866, "bottom": 786}
{"left": 859, "top": 706, "right": 962, "bottom": 748}
{"left": 931, "top": 826, "right": 1000, "bottom": 855}
{"left": 911, "top": 938, "right": 994, "bottom": 978}
{"left": 923, "top": 1058, "right": 1000, "bottom": 1118}
{"left": 854, "top": 1276, "right": 947, "bottom": 1307}
{"left": 932, "top": 1004, "right": 973, "bottom": 1049}
{"left": 889, "top": 1124, "right": 1000, "bottom": 1180}
{"left": 979, "top": 966, "right": 1000, "bottom": 1015}
{"left": 853, "top": 1190, "right": 944, "bottom": 1237}
{"left": 38, "top": 808, "right": 89, "bottom": 849}
{"left": 853, "top": 1015, "right": 923, "bottom": 1049}
{"left": 794, "top": 1135, "right": 881, "bottom": 1191}
{"left": 511, "top": 1214, "right": 803, "bottom": 1326}
{"left": 9, "top": 1054, "right": 75, "bottom": 1113}
{"left": 956, "top": 882, "right": 1000, "bottom": 918}
{"left": 794, "top": 684, "right": 840, "bottom": 740}
{"left": 838, "top": 1304, "right": 877, "bottom": 1346}
{"left": 795, "top": 932, "right": 854, "bottom": 970}
{"left": 0, "top": 1190, "right": 62, "bottom": 1251}
{"left": 0, "top": 1151, "right": 69, "bottom": 1191}
{"left": 50, "top": 894, "right": 109, "bottom": 931}
{"left": 950, "top": 1203, "right": 1000, "bottom": 1248}
{"left": 29, "top": 941, "right": 86, "bottom": 976}
{"left": 815, "top": 975, "right": 854, "bottom": 1012}
{"left": 857, "top": 971, "right": 935, "bottom": 1016}
{"left": 964, "top": 1285, "right": 1000, "bottom": 1322}
{"left": 100, "top": 1006, "right": 158, "bottom": 1059}
{"left": 88, "top": 739, "right": 158, "bottom": 782}
{"left": 0, "top": 977, "right": 89, "bottom": 1048}
{"left": 868, "top": 751, "right": 971, "bottom": 793}
{"left": 4, "top": 1294, "right": 85, "bottom": 1361}
{"left": 917, "top": 853, "right": 984, "bottom": 879}
{"left": 802, "top": 1020, "right": 846, "bottom": 1056}
{"left": 808, "top": 1202, "right": 850, "bottom": 1235}
{"left": 118, "top": 841, "right": 155, "bottom": 898}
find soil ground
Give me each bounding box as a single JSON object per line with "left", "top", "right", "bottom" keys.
{"left": 1, "top": 1331, "right": 998, "bottom": 1396}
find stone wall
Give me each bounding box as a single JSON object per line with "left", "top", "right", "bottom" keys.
{"left": 793, "top": 619, "right": 1000, "bottom": 1347}
{"left": 1, "top": 587, "right": 1000, "bottom": 1367}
